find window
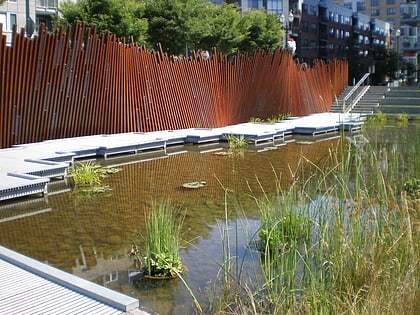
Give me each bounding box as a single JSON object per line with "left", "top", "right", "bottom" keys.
{"left": 357, "top": 1, "right": 366, "bottom": 11}
{"left": 301, "top": 21, "right": 309, "bottom": 32}
{"left": 371, "top": 0, "right": 379, "bottom": 6}
{"left": 0, "top": 12, "right": 17, "bottom": 31}
{"left": 387, "top": 8, "right": 396, "bottom": 15}
{"left": 372, "top": 9, "right": 380, "bottom": 16}
{"left": 247, "top": 0, "right": 261, "bottom": 9}
{"left": 386, "top": 0, "right": 395, "bottom": 4}
{"left": 309, "top": 5, "right": 317, "bottom": 16}
{"left": 344, "top": 16, "right": 351, "bottom": 25}
{"left": 266, "top": 0, "right": 282, "bottom": 13}
{"left": 309, "top": 23, "right": 317, "bottom": 33}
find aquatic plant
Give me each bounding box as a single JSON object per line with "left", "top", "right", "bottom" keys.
{"left": 142, "top": 201, "right": 184, "bottom": 278}
{"left": 403, "top": 178, "right": 420, "bottom": 197}
{"left": 396, "top": 112, "right": 409, "bottom": 126}
{"left": 68, "top": 161, "right": 121, "bottom": 195}
{"left": 68, "top": 161, "right": 103, "bottom": 186}
{"left": 201, "top": 129, "right": 419, "bottom": 314}
{"left": 256, "top": 191, "right": 312, "bottom": 253}
{"left": 249, "top": 113, "right": 292, "bottom": 124}
{"left": 224, "top": 134, "right": 249, "bottom": 150}
{"left": 249, "top": 117, "right": 263, "bottom": 123}
{"left": 366, "top": 110, "right": 387, "bottom": 126}
{"left": 267, "top": 113, "right": 292, "bottom": 123}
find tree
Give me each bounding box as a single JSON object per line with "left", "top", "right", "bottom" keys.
{"left": 145, "top": 0, "right": 186, "bottom": 54}
{"left": 145, "top": 0, "right": 229, "bottom": 56}
{"left": 56, "top": 0, "right": 283, "bottom": 56}
{"left": 55, "top": 0, "right": 148, "bottom": 44}
{"left": 370, "top": 45, "right": 398, "bottom": 85}
{"left": 192, "top": 3, "right": 242, "bottom": 55}
{"left": 237, "top": 9, "right": 282, "bottom": 54}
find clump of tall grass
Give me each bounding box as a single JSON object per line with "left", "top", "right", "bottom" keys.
{"left": 68, "top": 161, "right": 121, "bottom": 195}
{"left": 224, "top": 134, "right": 249, "bottom": 150}
{"left": 69, "top": 161, "right": 103, "bottom": 186}
{"left": 249, "top": 113, "right": 292, "bottom": 124}
{"left": 202, "top": 131, "right": 419, "bottom": 314}
{"left": 396, "top": 112, "right": 409, "bottom": 126}
{"left": 142, "top": 201, "right": 184, "bottom": 278}
{"left": 256, "top": 187, "right": 312, "bottom": 253}
{"left": 366, "top": 110, "right": 387, "bottom": 126}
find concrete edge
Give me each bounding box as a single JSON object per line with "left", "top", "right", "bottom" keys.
{"left": 0, "top": 245, "right": 139, "bottom": 312}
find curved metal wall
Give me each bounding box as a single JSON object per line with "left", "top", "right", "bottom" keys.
{"left": 0, "top": 23, "right": 348, "bottom": 149}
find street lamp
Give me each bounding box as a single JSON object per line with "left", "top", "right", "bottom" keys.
{"left": 280, "top": 11, "right": 294, "bottom": 49}
{"left": 396, "top": 29, "right": 401, "bottom": 82}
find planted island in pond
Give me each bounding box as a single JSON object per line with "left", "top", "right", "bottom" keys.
{"left": 141, "top": 201, "right": 184, "bottom": 279}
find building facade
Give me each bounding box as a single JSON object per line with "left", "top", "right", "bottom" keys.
{"left": 333, "top": 0, "right": 419, "bottom": 82}
{"left": 0, "top": 0, "right": 58, "bottom": 45}
{"left": 232, "top": 1, "right": 390, "bottom": 83}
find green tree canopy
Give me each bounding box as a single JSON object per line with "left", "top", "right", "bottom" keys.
{"left": 145, "top": 0, "right": 243, "bottom": 55}
{"left": 237, "top": 9, "right": 282, "bottom": 53}
{"left": 55, "top": 0, "right": 282, "bottom": 56}
{"left": 144, "top": 0, "right": 186, "bottom": 54}
{"left": 198, "top": 3, "right": 243, "bottom": 55}
{"left": 55, "top": 0, "right": 148, "bottom": 44}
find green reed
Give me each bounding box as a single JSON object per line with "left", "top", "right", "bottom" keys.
{"left": 202, "top": 127, "right": 419, "bottom": 314}
{"left": 69, "top": 161, "right": 103, "bottom": 186}
{"left": 142, "top": 201, "right": 184, "bottom": 278}
{"left": 224, "top": 134, "right": 249, "bottom": 150}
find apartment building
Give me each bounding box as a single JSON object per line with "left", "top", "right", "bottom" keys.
{"left": 333, "top": 0, "right": 419, "bottom": 81}
{"left": 0, "top": 0, "right": 58, "bottom": 45}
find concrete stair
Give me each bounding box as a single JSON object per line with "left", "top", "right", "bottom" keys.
{"left": 329, "top": 86, "right": 361, "bottom": 113}
{"left": 378, "top": 87, "right": 420, "bottom": 116}
{"left": 330, "top": 85, "right": 384, "bottom": 114}
{"left": 352, "top": 86, "right": 389, "bottom": 114}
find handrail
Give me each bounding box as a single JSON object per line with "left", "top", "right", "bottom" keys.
{"left": 341, "top": 73, "right": 370, "bottom": 112}
{"left": 344, "top": 73, "right": 370, "bottom": 102}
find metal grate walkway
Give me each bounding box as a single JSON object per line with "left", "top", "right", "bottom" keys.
{"left": 0, "top": 246, "right": 140, "bottom": 315}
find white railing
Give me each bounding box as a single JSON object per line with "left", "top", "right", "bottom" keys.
{"left": 341, "top": 73, "right": 370, "bottom": 113}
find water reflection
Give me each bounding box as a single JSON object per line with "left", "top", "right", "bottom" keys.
{"left": 0, "top": 123, "right": 417, "bottom": 314}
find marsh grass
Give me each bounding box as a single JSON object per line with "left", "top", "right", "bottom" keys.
{"left": 68, "top": 161, "right": 121, "bottom": 195}
{"left": 366, "top": 111, "right": 387, "bottom": 126}
{"left": 69, "top": 161, "right": 103, "bottom": 186}
{"left": 224, "top": 134, "right": 249, "bottom": 150}
{"left": 142, "top": 201, "right": 184, "bottom": 278}
{"left": 396, "top": 113, "right": 409, "bottom": 126}
{"left": 201, "top": 130, "right": 419, "bottom": 314}
{"left": 249, "top": 113, "right": 292, "bottom": 123}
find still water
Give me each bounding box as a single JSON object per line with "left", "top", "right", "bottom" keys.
{"left": 0, "top": 122, "right": 418, "bottom": 314}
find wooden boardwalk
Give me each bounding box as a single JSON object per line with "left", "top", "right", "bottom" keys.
{"left": 0, "top": 113, "right": 364, "bottom": 202}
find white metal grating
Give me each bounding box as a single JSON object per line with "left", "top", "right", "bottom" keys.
{"left": 0, "top": 259, "right": 122, "bottom": 315}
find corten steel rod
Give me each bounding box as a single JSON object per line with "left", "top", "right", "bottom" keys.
{"left": 0, "top": 22, "right": 348, "bottom": 149}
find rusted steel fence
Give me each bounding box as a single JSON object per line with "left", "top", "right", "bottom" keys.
{"left": 0, "top": 23, "right": 348, "bottom": 149}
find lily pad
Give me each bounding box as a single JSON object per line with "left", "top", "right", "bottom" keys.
{"left": 182, "top": 181, "right": 206, "bottom": 189}
{"left": 214, "top": 151, "right": 233, "bottom": 156}
{"left": 263, "top": 146, "right": 277, "bottom": 151}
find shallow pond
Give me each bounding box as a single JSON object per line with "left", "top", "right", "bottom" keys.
{"left": 0, "top": 121, "right": 418, "bottom": 314}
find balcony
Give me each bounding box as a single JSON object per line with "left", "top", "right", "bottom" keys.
{"left": 401, "top": 11, "right": 420, "bottom": 27}
{"left": 36, "top": 0, "right": 58, "bottom": 15}
{"left": 401, "top": 36, "right": 419, "bottom": 51}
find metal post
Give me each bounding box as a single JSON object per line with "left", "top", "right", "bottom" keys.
{"left": 396, "top": 29, "right": 401, "bottom": 83}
